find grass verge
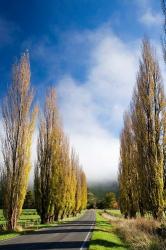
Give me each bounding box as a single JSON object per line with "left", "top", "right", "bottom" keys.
{"left": 105, "top": 209, "right": 122, "bottom": 218}
{"left": 0, "top": 232, "right": 20, "bottom": 241}
{"left": 89, "top": 211, "right": 128, "bottom": 250}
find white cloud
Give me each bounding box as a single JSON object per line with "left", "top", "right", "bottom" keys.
{"left": 139, "top": 9, "right": 163, "bottom": 27}
{"left": 70, "top": 133, "right": 120, "bottom": 182}
{"left": 56, "top": 25, "right": 139, "bottom": 182}
{"left": 1, "top": 21, "right": 165, "bottom": 183}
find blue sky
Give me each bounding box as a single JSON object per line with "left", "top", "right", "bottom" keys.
{"left": 0, "top": 0, "right": 165, "bottom": 181}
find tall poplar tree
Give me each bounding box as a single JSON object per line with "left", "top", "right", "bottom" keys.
{"left": 34, "top": 88, "right": 60, "bottom": 223}
{"left": 1, "top": 53, "right": 37, "bottom": 230}
{"left": 119, "top": 39, "right": 166, "bottom": 219}
{"left": 161, "top": 0, "right": 166, "bottom": 210}
{"left": 132, "top": 40, "right": 165, "bottom": 219}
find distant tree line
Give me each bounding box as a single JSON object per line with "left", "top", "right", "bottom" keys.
{"left": 0, "top": 53, "right": 87, "bottom": 230}
{"left": 87, "top": 191, "right": 118, "bottom": 209}
{"left": 88, "top": 181, "right": 119, "bottom": 199}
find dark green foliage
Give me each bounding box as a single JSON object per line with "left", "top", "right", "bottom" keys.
{"left": 23, "top": 191, "right": 35, "bottom": 209}
{"left": 88, "top": 181, "right": 119, "bottom": 200}
{"left": 104, "top": 192, "right": 117, "bottom": 209}
{"left": 87, "top": 191, "right": 97, "bottom": 209}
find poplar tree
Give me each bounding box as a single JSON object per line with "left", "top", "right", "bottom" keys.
{"left": 34, "top": 88, "right": 60, "bottom": 224}
{"left": 119, "top": 39, "right": 165, "bottom": 219}
{"left": 69, "top": 149, "right": 77, "bottom": 215}
{"left": 75, "top": 164, "right": 83, "bottom": 214}
{"left": 51, "top": 129, "right": 65, "bottom": 220}
{"left": 56, "top": 135, "right": 71, "bottom": 219}
{"left": 132, "top": 40, "right": 165, "bottom": 219}
{"left": 161, "top": 0, "right": 166, "bottom": 210}
{"left": 80, "top": 169, "right": 87, "bottom": 210}
{"left": 1, "top": 53, "right": 37, "bottom": 230}
{"left": 119, "top": 112, "right": 138, "bottom": 218}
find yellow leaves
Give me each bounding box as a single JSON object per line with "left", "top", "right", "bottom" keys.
{"left": 2, "top": 51, "right": 36, "bottom": 230}
{"left": 119, "top": 39, "right": 166, "bottom": 219}
{"left": 35, "top": 87, "right": 87, "bottom": 222}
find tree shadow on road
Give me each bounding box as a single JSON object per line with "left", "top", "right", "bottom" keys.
{"left": 27, "top": 227, "right": 92, "bottom": 235}
{"left": 0, "top": 239, "right": 126, "bottom": 249}
{"left": 0, "top": 240, "right": 90, "bottom": 249}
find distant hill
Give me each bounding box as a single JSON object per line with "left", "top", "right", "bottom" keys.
{"left": 88, "top": 180, "right": 119, "bottom": 200}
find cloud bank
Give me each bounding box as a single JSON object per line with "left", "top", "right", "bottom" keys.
{"left": 56, "top": 25, "right": 140, "bottom": 182}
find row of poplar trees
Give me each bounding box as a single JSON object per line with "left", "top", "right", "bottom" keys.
{"left": 1, "top": 53, "right": 87, "bottom": 230}
{"left": 119, "top": 39, "right": 166, "bottom": 220}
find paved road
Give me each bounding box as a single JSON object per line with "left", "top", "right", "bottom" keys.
{"left": 0, "top": 210, "right": 95, "bottom": 250}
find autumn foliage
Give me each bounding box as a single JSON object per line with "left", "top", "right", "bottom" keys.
{"left": 119, "top": 39, "right": 166, "bottom": 220}
{"left": 34, "top": 88, "right": 87, "bottom": 223}
{"left": 1, "top": 53, "right": 87, "bottom": 230}
{"left": 1, "top": 53, "right": 37, "bottom": 230}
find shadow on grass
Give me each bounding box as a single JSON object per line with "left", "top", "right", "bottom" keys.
{"left": 94, "top": 228, "right": 113, "bottom": 234}
{"left": 96, "top": 220, "right": 112, "bottom": 225}
{"left": 90, "top": 239, "right": 125, "bottom": 248}
{"left": 0, "top": 231, "right": 22, "bottom": 236}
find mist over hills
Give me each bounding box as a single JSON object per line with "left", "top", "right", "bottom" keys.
{"left": 88, "top": 180, "right": 119, "bottom": 199}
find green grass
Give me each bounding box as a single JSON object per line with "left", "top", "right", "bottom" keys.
{"left": 0, "top": 209, "right": 40, "bottom": 226}
{"left": 0, "top": 209, "right": 41, "bottom": 241}
{"left": 0, "top": 232, "right": 21, "bottom": 241}
{"left": 105, "top": 209, "right": 122, "bottom": 218}
{"left": 89, "top": 211, "right": 128, "bottom": 250}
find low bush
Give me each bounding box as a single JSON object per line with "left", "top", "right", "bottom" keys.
{"left": 112, "top": 217, "right": 166, "bottom": 250}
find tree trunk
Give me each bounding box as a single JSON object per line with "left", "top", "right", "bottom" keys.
{"left": 129, "top": 210, "right": 137, "bottom": 218}
{"left": 7, "top": 214, "right": 17, "bottom": 231}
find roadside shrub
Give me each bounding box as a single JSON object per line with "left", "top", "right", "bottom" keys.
{"left": 111, "top": 216, "right": 165, "bottom": 250}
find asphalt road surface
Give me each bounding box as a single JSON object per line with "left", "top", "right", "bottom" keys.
{"left": 0, "top": 210, "right": 95, "bottom": 250}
